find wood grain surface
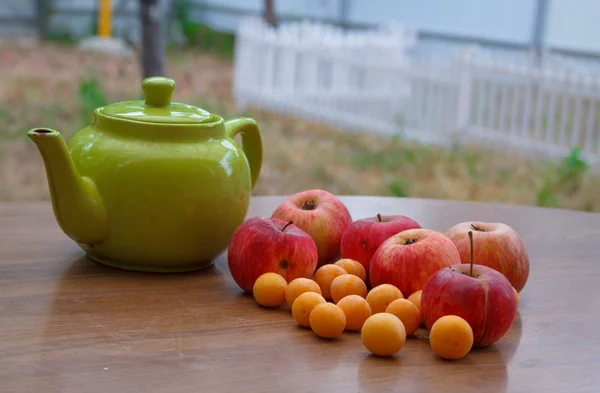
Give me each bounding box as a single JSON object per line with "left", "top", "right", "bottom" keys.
{"left": 1, "top": 197, "right": 599, "bottom": 393}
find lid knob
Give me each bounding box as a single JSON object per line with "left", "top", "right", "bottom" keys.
{"left": 142, "top": 76, "right": 176, "bottom": 107}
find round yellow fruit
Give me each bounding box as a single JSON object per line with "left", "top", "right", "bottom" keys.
{"left": 337, "top": 294, "right": 372, "bottom": 331}
{"left": 407, "top": 290, "right": 423, "bottom": 325}
{"left": 429, "top": 315, "right": 474, "bottom": 360}
{"left": 361, "top": 313, "right": 406, "bottom": 357}
{"left": 334, "top": 258, "right": 367, "bottom": 281}
{"left": 314, "top": 264, "right": 347, "bottom": 300}
{"left": 366, "top": 284, "right": 403, "bottom": 314}
{"left": 309, "top": 302, "right": 346, "bottom": 339}
{"left": 330, "top": 274, "right": 368, "bottom": 303}
{"left": 252, "top": 272, "right": 288, "bottom": 307}
{"left": 385, "top": 298, "right": 420, "bottom": 336}
{"left": 286, "top": 277, "right": 322, "bottom": 307}
{"left": 292, "top": 291, "right": 326, "bottom": 327}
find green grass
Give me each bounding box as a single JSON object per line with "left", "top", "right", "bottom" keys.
{"left": 173, "top": 0, "right": 236, "bottom": 59}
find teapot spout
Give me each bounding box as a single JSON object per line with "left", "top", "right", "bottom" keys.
{"left": 27, "top": 128, "right": 108, "bottom": 245}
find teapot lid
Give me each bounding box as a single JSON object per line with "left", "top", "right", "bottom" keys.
{"left": 99, "top": 77, "right": 212, "bottom": 124}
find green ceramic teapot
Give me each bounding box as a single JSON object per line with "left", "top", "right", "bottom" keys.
{"left": 28, "top": 76, "right": 262, "bottom": 272}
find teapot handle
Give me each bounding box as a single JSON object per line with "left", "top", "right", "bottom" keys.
{"left": 225, "top": 118, "right": 263, "bottom": 190}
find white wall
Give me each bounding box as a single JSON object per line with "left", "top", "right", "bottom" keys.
{"left": 546, "top": 0, "right": 600, "bottom": 53}
{"left": 198, "top": 0, "right": 537, "bottom": 46}
{"left": 346, "top": 0, "right": 537, "bottom": 45}
{"left": 4, "top": 0, "right": 600, "bottom": 60}
{"left": 201, "top": 0, "right": 342, "bottom": 19}
{"left": 195, "top": 0, "right": 600, "bottom": 62}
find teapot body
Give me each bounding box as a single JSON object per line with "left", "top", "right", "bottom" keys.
{"left": 27, "top": 77, "right": 262, "bottom": 272}
{"left": 68, "top": 113, "right": 256, "bottom": 272}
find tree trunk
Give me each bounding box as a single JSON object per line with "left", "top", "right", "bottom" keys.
{"left": 264, "top": 0, "right": 277, "bottom": 28}
{"left": 139, "top": 0, "right": 165, "bottom": 79}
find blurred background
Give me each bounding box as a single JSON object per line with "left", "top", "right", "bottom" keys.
{"left": 1, "top": 0, "right": 599, "bottom": 212}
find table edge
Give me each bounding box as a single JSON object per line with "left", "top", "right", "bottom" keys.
{"left": 1, "top": 196, "right": 598, "bottom": 218}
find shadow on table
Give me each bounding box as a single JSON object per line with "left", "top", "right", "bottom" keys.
{"left": 47, "top": 249, "right": 234, "bottom": 305}
{"left": 61, "top": 252, "right": 228, "bottom": 277}
{"left": 35, "top": 252, "right": 239, "bottom": 370}
{"left": 357, "top": 313, "right": 523, "bottom": 393}
{"left": 480, "top": 312, "right": 523, "bottom": 363}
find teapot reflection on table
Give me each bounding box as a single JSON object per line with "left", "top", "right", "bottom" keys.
{"left": 27, "top": 76, "right": 262, "bottom": 272}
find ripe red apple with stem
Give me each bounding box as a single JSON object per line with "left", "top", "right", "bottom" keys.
{"left": 227, "top": 216, "right": 319, "bottom": 292}
{"left": 445, "top": 221, "right": 530, "bottom": 292}
{"left": 340, "top": 213, "right": 421, "bottom": 273}
{"left": 421, "top": 231, "right": 517, "bottom": 347}
{"left": 369, "top": 228, "right": 461, "bottom": 296}
{"left": 271, "top": 189, "right": 352, "bottom": 266}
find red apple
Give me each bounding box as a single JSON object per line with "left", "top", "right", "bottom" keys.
{"left": 445, "top": 221, "right": 530, "bottom": 292}
{"left": 227, "top": 216, "right": 318, "bottom": 293}
{"left": 271, "top": 189, "right": 352, "bottom": 266}
{"left": 340, "top": 213, "right": 421, "bottom": 272}
{"left": 421, "top": 231, "right": 517, "bottom": 347}
{"left": 369, "top": 228, "right": 461, "bottom": 296}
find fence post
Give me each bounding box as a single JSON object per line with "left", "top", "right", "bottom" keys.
{"left": 140, "top": 0, "right": 165, "bottom": 79}
{"left": 98, "top": 0, "right": 112, "bottom": 38}
{"left": 455, "top": 50, "right": 474, "bottom": 130}
{"left": 36, "top": 0, "right": 49, "bottom": 39}
{"left": 233, "top": 18, "right": 255, "bottom": 111}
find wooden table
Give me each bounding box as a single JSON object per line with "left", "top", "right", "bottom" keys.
{"left": 1, "top": 197, "right": 599, "bottom": 393}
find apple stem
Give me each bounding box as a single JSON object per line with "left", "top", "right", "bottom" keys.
{"left": 471, "top": 223, "right": 485, "bottom": 232}
{"left": 468, "top": 230, "right": 474, "bottom": 277}
{"left": 377, "top": 213, "right": 382, "bottom": 222}
{"left": 281, "top": 221, "right": 294, "bottom": 232}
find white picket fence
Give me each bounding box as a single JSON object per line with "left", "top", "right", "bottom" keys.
{"left": 233, "top": 17, "right": 600, "bottom": 166}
